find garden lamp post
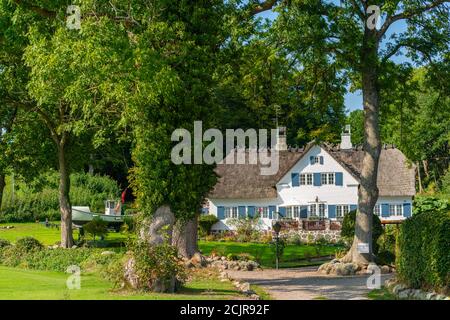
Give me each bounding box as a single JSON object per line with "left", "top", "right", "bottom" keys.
{"left": 273, "top": 221, "right": 282, "bottom": 270}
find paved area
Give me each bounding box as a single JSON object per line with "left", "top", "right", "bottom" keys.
{"left": 227, "top": 266, "right": 394, "bottom": 300}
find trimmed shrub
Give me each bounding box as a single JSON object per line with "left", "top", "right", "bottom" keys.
{"left": 413, "top": 196, "right": 449, "bottom": 215}
{"left": 83, "top": 217, "right": 109, "bottom": 241}
{"left": 397, "top": 210, "right": 450, "bottom": 294}
{"left": 341, "top": 209, "right": 383, "bottom": 254}
{"left": 0, "top": 239, "right": 11, "bottom": 248}
{"left": 198, "top": 215, "right": 218, "bottom": 236}
{"left": 15, "top": 237, "right": 44, "bottom": 253}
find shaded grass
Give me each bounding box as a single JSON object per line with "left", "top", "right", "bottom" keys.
{"left": 0, "top": 266, "right": 248, "bottom": 300}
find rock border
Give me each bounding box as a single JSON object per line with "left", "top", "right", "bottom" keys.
{"left": 219, "top": 271, "right": 260, "bottom": 300}
{"left": 318, "top": 259, "right": 394, "bottom": 276}
{"left": 385, "top": 278, "right": 449, "bottom": 300}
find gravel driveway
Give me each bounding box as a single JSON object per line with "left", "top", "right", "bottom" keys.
{"left": 227, "top": 266, "right": 394, "bottom": 300}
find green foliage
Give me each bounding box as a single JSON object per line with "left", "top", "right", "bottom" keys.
{"left": 270, "top": 238, "right": 285, "bottom": 263}
{"left": 413, "top": 196, "right": 449, "bottom": 215}
{"left": 198, "top": 215, "right": 219, "bottom": 236}
{"left": 376, "top": 225, "right": 397, "bottom": 265}
{"left": 83, "top": 217, "right": 109, "bottom": 241}
{"left": 0, "top": 238, "right": 11, "bottom": 248}
{"left": 341, "top": 210, "right": 383, "bottom": 254}
{"left": 228, "top": 217, "right": 262, "bottom": 242}
{"left": 0, "top": 171, "right": 120, "bottom": 223}
{"left": 397, "top": 209, "right": 449, "bottom": 294}
{"left": 15, "top": 237, "right": 44, "bottom": 253}
{"left": 0, "top": 244, "right": 121, "bottom": 274}
{"left": 129, "top": 240, "right": 187, "bottom": 292}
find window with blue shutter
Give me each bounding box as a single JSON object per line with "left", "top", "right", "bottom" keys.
{"left": 247, "top": 206, "right": 255, "bottom": 218}
{"left": 403, "top": 203, "right": 412, "bottom": 217}
{"left": 335, "top": 172, "right": 343, "bottom": 186}
{"left": 328, "top": 205, "right": 336, "bottom": 219}
{"left": 291, "top": 173, "right": 300, "bottom": 187}
{"left": 217, "top": 206, "right": 225, "bottom": 220}
{"left": 320, "top": 156, "right": 324, "bottom": 165}
{"left": 238, "top": 206, "right": 246, "bottom": 219}
{"left": 313, "top": 173, "right": 322, "bottom": 186}
{"left": 300, "top": 206, "right": 308, "bottom": 218}
{"left": 381, "top": 204, "right": 389, "bottom": 217}
{"left": 350, "top": 204, "right": 357, "bottom": 212}
{"left": 278, "top": 207, "right": 286, "bottom": 218}
{"left": 269, "top": 206, "right": 276, "bottom": 219}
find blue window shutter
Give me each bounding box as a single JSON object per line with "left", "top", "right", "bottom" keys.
{"left": 279, "top": 207, "right": 286, "bottom": 218}
{"left": 403, "top": 203, "right": 411, "bottom": 217}
{"left": 328, "top": 205, "right": 336, "bottom": 218}
{"left": 247, "top": 206, "right": 255, "bottom": 218}
{"left": 350, "top": 204, "right": 357, "bottom": 212}
{"left": 291, "top": 173, "right": 300, "bottom": 187}
{"left": 320, "top": 156, "right": 324, "bottom": 165}
{"left": 310, "top": 156, "right": 314, "bottom": 165}
{"left": 238, "top": 206, "right": 246, "bottom": 218}
{"left": 313, "top": 173, "right": 321, "bottom": 186}
{"left": 217, "top": 206, "right": 225, "bottom": 220}
{"left": 269, "top": 206, "right": 276, "bottom": 219}
{"left": 300, "top": 206, "right": 308, "bottom": 219}
{"left": 381, "top": 204, "right": 389, "bottom": 217}
{"left": 335, "top": 172, "right": 343, "bottom": 186}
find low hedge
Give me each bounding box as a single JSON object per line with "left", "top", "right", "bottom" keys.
{"left": 397, "top": 210, "right": 450, "bottom": 294}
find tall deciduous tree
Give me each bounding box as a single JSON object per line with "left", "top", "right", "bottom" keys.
{"left": 258, "top": 0, "right": 449, "bottom": 264}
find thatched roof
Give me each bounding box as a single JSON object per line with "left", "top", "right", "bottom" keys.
{"left": 208, "top": 143, "right": 416, "bottom": 199}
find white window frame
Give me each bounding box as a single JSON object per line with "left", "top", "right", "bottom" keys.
{"left": 259, "top": 207, "right": 269, "bottom": 219}
{"left": 314, "top": 156, "right": 320, "bottom": 164}
{"left": 336, "top": 205, "right": 349, "bottom": 218}
{"left": 306, "top": 173, "right": 313, "bottom": 185}
{"left": 286, "top": 206, "right": 293, "bottom": 219}
{"left": 328, "top": 173, "right": 335, "bottom": 185}
{"left": 318, "top": 204, "right": 325, "bottom": 218}
{"left": 309, "top": 204, "right": 317, "bottom": 217}
{"left": 293, "top": 206, "right": 300, "bottom": 218}
{"left": 388, "top": 204, "right": 403, "bottom": 216}
{"left": 374, "top": 204, "right": 381, "bottom": 216}
{"left": 300, "top": 174, "right": 306, "bottom": 185}
{"left": 321, "top": 173, "right": 328, "bottom": 185}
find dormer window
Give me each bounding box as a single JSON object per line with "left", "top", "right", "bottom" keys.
{"left": 310, "top": 156, "right": 324, "bottom": 165}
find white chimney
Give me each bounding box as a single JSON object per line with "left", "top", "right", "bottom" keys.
{"left": 276, "top": 127, "right": 287, "bottom": 151}
{"left": 340, "top": 124, "right": 352, "bottom": 150}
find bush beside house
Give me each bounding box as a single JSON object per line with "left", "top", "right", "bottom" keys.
{"left": 396, "top": 210, "right": 450, "bottom": 295}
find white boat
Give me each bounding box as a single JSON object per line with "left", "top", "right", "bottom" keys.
{"left": 72, "top": 200, "right": 132, "bottom": 229}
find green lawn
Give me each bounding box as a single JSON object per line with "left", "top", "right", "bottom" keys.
{"left": 0, "top": 222, "right": 341, "bottom": 268}
{"left": 0, "top": 266, "right": 247, "bottom": 300}
{"left": 198, "top": 241, "right": 342, "bottom": 268}
{"left": 0, "top": 222, "right": 127, "bottom": 246}
{"left": 367, "top": 287, "right": 398, "bottom": 300}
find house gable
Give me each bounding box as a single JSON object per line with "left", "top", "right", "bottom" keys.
{"left": 277, "top": 145, "right": 359, "bottom": 187}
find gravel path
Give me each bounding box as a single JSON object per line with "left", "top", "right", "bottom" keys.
{"left": 227, "top": 266, "right": 394, "bottom": 300}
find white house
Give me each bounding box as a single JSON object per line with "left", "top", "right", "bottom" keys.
{"left": 206, "top": 126, "right": 416, "bottom": 231}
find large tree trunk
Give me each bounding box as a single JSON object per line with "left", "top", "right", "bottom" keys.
{"left": 0, "top": 174, "right": 5, "bottom": 212}
{"left": 342, "top": 30, "right": 381, "bottom": 265}
{"left": 58, "top": 145, "right": 73, "bottom": 248}
{"left": 172, "top": 215, "right": 199, "bottom": 259}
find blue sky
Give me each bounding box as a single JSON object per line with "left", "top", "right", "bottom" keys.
{"left": 257, "top": 9, "right": 410, "bottom": 114}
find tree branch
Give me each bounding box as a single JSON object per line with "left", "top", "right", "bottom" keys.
{"left": 348, "top": 0, "right": 365, "bottom": 20}
{"left": 378, "top": 0, "right": 450, "bottom": 39}
{"left": 250, "top": 0, "right": 280, "bottom": 16}
{"left": 12, "top": 0, "right": 56, "bottom": 18}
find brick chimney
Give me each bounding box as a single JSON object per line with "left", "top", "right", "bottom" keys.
{"left": 340, "top": 125, "right": 352, "bottom": 150}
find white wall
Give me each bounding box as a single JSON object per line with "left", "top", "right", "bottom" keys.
{"left": 276, "top": 145, "right": 359, "bottom": 206}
